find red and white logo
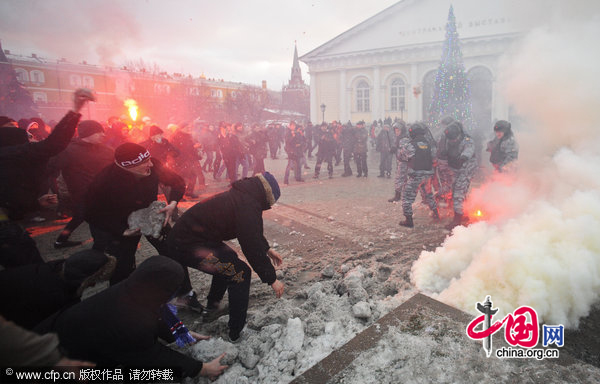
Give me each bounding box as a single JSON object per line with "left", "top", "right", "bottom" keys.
{"left": 466, "top": 296, "right": 563, "bottom": 359}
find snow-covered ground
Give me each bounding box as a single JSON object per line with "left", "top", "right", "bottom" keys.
{"left": 169, "top": 153, "right": 600, "bottom": 384}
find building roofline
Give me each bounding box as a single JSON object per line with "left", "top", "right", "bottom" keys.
{"left": 299, "top": 0, "right": 408, "bottom": 61}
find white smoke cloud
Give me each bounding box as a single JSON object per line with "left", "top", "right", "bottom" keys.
{"left": 411, "top": 11, "right": 600, "bottom": 328}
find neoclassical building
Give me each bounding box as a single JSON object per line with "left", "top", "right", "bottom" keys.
{"left": 300, "top": 0, "right": 547, "bottom": 128}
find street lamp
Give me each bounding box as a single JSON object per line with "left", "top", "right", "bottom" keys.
{"left": 320, "top": 103, "right": 326, "bottom": 123}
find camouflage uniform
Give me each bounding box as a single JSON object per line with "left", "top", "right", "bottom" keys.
{"left": 435, "top": 133, "right": 455, "bottom": 203}
{"left": 394, "top": 137, "right": 410, "bottom": 194}
{"left": 397, "top": 131, "right": 438, "bottom": 219}
{"left": 447, "top": 135, "right": 477, "bottom": 216}
{"left": 487, "top": 135, "right": 518, "bottom": 172}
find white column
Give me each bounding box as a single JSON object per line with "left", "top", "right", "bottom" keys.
{"left": 410, "top": 63, "right": 419, "bottom": 122}
{"left": 339, "top": 70, "right": 347, "bottom": 122}
{"left": 492, "top": 76, "right": 509, "bottom": 120}
{"left": 310, "top": 71, "right": 318, "bottom": 123}
{"left": 372, "top": 66, "right": 380, "bottom": 121}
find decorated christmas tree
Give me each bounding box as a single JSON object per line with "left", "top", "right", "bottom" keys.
{"left": 0, "top": 41, "right": 37, "bottom": 119}
{"left": 428, "top": 5, "right": 474, "bottom": 134}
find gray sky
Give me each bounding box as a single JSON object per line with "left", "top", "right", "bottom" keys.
{"left": 0, "top": 0, "right": 400, "bottom": 89}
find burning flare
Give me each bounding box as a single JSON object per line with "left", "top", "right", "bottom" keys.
{"left": 124, "top": 99, "right": 138, "bottom": 122}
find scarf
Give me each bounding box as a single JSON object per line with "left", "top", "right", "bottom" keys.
{"left": 159, "top": 303, "right": 196, "bottom": 347}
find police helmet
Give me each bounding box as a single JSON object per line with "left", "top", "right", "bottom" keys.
{"left": 493, "top": 120, "right": 511, "bottom": 133}
{"left": 409, "top": 123, "right": 426, "bottom": 139}
{"left": 444, "top": 121, "right": 463, "bottom": 140}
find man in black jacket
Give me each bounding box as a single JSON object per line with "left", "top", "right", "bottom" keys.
{"left": 313, "top": 123, "right": 336, "bottom": 179}
{"left": 35, "top": 256, "right": 228, "bottom": 380}
{"left": 48, "top": 120, "right": 114, "bottom": 248}
{"left": 340, "top": 122, "right": 356, "bottom": 177}
{"left": 0, "top": 249, "right": 115, "bottom": 329}
{"left": 84, "top": 142, "right": 186, "bottom": 285}
{"left": 0, "top": 89, "right": 94, "bottom": 268}
{"left": 167, "top": 172, "right": 284, "bottom": 342}
{"left": 283, "top": 122, "right": 304, "bottom": 184}
{"left": 139, "top": 125, "right": 180, "bottom": 165}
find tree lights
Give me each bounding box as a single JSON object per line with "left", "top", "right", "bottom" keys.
{"left": 428, "top": 5, "right": 475, "bottom": 135}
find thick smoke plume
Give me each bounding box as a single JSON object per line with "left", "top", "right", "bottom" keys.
{"left": 2, "top": 0, "right": 140, "bottom": 68}
{"left": 411, "top": 16, "right": 600, "bottom": 328}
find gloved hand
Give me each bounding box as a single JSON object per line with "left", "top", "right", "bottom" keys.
{"left": 458, "top": 155, "right": 469, "bottom": 167}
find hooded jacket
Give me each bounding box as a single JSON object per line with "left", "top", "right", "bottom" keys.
{"left": 168, "top": 175, "right": 276, "bottom": 284}
{"left": 35, "top": 256, "right": 204, "bottom": 378}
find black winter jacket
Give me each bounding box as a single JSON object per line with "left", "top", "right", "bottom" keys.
{"left": 84, "top": 158, "right": 185, "bottom": 237}
{"left": 47, "top": 140, "right": 114, "bottom": 201}
{"left": 0, "top": 111, "right": 81, "bottom": 220}
{"left": 35, "top": 256, "right": 204, "bottom": 378}
{"left": 168, "top": 176, "right": 276, "bottom": 284}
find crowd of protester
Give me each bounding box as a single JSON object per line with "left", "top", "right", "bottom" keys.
{"left": 0, "top": 88, "right": 518, "bottom": 380}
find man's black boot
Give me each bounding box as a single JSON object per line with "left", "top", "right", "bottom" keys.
{"left": 388, "top": 191, "right": 401, "bottom": 202}
{"left": 446, "top": 213, "right": 463, "bottom": 230}
{"left": 399, "top": 215, "right": 414, "bottom": 228}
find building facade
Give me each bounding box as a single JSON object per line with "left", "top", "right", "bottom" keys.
{"left": 300, "top": 0, "right": 548, "bottom": 129}
{"left": 2, "top": 43, "right": 278, "bottom": 126}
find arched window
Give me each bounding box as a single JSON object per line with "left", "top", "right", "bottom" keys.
{"left": 83, "top": 76, "right": 94, "bottom": 88}
{"left": 390, "top": 78, "right": 406, "bottom": 111}
{"left": 15, "top": 68, "right": 29, "bottom": 83}
{"left": 33, "top": 92, "right": 48, "bottom": 103}
{"left": 69, "top": 74, "right": 82, "bottom": 87}
{"left": 356, "top": 80, "right": 370, "bottom": 112}
{"left": 30, "top": 70, "right": 45, "bottom": 84}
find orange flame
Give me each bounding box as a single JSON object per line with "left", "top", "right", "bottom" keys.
{"left": 124, "top": 99, "right": 138, "bottom": 122}
{"left": 468, "top": 209, "right": 484, "bottom": 222}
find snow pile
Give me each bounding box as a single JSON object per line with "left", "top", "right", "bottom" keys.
{"left": 188, "top": 263, "right": 407, "bottom": 383}
{"left": 127, "top": 201, "right": 166, "bottom": 238}
{"left": 412, "top": 16, "right": 600, "bottom": 328}
{"left": 331, "top": 316, "right": 598, "bottom": 384}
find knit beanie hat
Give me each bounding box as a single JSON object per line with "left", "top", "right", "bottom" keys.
{"left": 0, "top": 127, "right": 28, "bottom": 147}
{"left": 149, "top": 125, "right": 163, "bottom": 137}
{"left": 258, "top": 171, "right": 280, "bottom": 206}
{"left": 114, "top": 142, "right": 151, "bottom": 168}
{"left": 159, "top": 303, "right": 196, "bottom": 347}
{"left": 78, "top": 120, "right": 104, "bottom": 139}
